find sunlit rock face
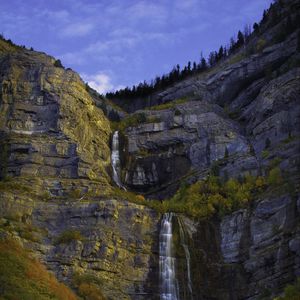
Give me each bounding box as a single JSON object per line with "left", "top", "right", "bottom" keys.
{"left": 0, "top": 40, "right": 111, "bottom": 184}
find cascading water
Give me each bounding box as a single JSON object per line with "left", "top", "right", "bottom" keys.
{"left": 178, "top": 217, "right": 193, "bottom": 299}
{"left": 159, "top": 213, "right": 179, "bottom": 300}
{"left": 111, "top": 131, "right": 125, "bottom": 189}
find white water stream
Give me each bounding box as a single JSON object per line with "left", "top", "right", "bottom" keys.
{"left": 159, "top": 213, "right": 179, "bottom": 300}
{"left": 111, "top": 131, "right": 125, "bottom": 189}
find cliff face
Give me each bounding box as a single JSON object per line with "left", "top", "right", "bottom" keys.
{"left": 0, "top": 1, "right": 300, "bottom": 299}
{"left": 0, "top": 39, "right": 111, "bottom": 184}
{"left": 0, "top": 40, "right": 160, "bottom": 299}
{"left": 121, "top": 33, "right": 300, "bottom": 198}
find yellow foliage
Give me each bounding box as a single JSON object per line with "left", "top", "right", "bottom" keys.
{"left": 78, "top": 283, "right": 106, "bottom": 300}
{"left": 0, "top": 239, "right": 78, "bottom": 300}
{"left": 135, "top": 195, "right": 145, "bottom": 202}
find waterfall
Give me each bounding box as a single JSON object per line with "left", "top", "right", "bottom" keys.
{"left": 159, "top": 213, "right": 179, "bottom": 300}
{"left": 178, "top": 217, "right": 193, "bottom": 299}
{"left": 111, "top": 131, "right": 125, "bottom": 189}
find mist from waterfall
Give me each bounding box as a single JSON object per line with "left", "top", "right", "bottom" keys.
{"left": 159, "top": 213, "right": 179, "bottom": 300}
{"left": 111, "top": 131, "right": 125, "bottom": 189}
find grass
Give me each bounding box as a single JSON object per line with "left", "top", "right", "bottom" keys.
{"left": 111, "top": 112, "right": 147, "bottom": 132}
{"left": 147, "top": 97, "right": 189, "bottom": 111}
{"left": 0, "top": 238, "right": 78, "bottom": 300}
{"left": 111, "top": 112, "right": 162, "bottom": 132}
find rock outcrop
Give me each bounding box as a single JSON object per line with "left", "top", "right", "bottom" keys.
{"left": 119, "top": 24, "right": 300, "bottom": 198}
{"left": 0, "top": 39, "right": 111, "bottom": 185}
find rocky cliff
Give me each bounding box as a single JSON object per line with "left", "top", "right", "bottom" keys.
{"left": 0, "top": 0, "right": 300, "bottom": 299}
{"left": 0, "top": 39, "right": 160, "bottom": 299}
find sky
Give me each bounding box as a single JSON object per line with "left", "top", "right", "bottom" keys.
{"left": 0, "top": 0, "right": 273, "bottom": 94}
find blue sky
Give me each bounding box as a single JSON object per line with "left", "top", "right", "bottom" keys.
{"left": 1, "top": 0, "right": 273, "bottom": 94}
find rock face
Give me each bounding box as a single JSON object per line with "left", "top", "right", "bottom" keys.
{"left": 117, "top": 4, "right": 300, "bottom": 197}
{"left": 219, "top": 193, "right": 300, "bottom": 299}
{"left": 0, "top": 1, "right": 300, "bottom": 299}
{"left": 0, "top": 40, "right": 111, "bottom": 185}
{"left": 0, "top": 39, "right": 160, "bottom": 299}
{"left": 33, "top": 199, "right": 160, "bottom": 300}
{"left": 123, "top": 100, "right": 257, "bottom": 197}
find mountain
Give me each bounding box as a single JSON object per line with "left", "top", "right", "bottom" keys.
{"left": 0, "top": 0, "right": 299, "bottom": 299}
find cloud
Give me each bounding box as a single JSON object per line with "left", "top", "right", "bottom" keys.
{"left": 60, "top": 22, "right": 94, "bottom": 37}
{"left": 82, "top": 72, "right": 116, "bottom": 94}
{"left": 59, "top": 52, "right": 86, "bottom": 65}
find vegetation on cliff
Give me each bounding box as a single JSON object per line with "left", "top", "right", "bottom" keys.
{"left": 111, "top": 163, "right": 295, "bottom": 221}
{"left": 106, "top": 0, "right": 300, "bottom": 106}
{"left": 0, "top": 238, "right": 78, "bottom": 300}
{"left": 274, "top": 278, "right": 300, "bottom": 300}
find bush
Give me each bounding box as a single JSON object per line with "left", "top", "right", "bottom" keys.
{"left": 54, "top": 230, "right": 83, "bottom": 245}
{"left": 262, "top": 150, "right": 270, "bottom": 159}
{"left": 147, "top": 97, "right": 188, "bottom": 111}
{"left": 256, "top": 38, "right": 267, "bottom": 52}
{"left": 73, "top": 273, "right": 106, "bottom": 300}
{"left": 267, "top": 167, "right": 282, "bottom": 186}
{"left": 274, "top": 278, "right": 300, "bottom": 300}
{"left": 0, "top": 239, "right": 78, "bottom": 300}
{"left": 54, "top": 59, "right": 64, "bottom": 68}
{"left": 112, "top": 112, "right": 147, "bottom": 131}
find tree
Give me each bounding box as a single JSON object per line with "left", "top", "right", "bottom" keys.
{"left": 253, "top": 22, "right": 259, "bottom": 32}
{"left": 187, "top": 61, "right": 191, "bottom": 73}
{"left": 237, "top": 30, "right": 245, "bottom": 47}
{"left": 200, "top": 57, "right": 207, "bottom": 70}
{"left": 54, "top": 59, "right": 63, "bottom": 68}
{"left": 193, "top": 62, "right": 197, "bottom": 72}
{"left": 243, "top": 24, "right": 252, "bottom": 41}
{"left": 218, "top": 46, "right": 224, "bottom": 60}
{"left": 208, "top": 51, "right": 217, "bottom": 67}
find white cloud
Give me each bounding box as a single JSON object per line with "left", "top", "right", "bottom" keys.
{"left": 60, "top": 22, "right": 94, "bottom": 37}
{"left": 82, "top": 72, "right": 115, "bottom": 94}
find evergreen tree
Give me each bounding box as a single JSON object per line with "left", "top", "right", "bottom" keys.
{"left": 237, "top": 31, "right": 245, "bottom": 47}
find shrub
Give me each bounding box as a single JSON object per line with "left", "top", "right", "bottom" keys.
{"left": 262, "top": 150, "right": 270, "bottom": 159}
{"left": 147, "top": 97, "right": 188, "bottom": 111}
{"left": 73, "top": 273, "right": 106, "bottom": 300}
{"left": 54, "top": 59, "right": 64, "bottom": 68}
{"left": 135, "top": 195, "right": 145, "bottom": 202}
{"left": 0, "top": 239, "right": 78, "bottom": 300}
{"left": 78, "top": 283, "right": 106, "bottom": 300}
{"left": 54, "top": 230, "right": 83, "bottom": 245}
{"left": 274, "top": 278, "right": 300, "bottom": 300}
{"left": 112, "top": 112, "right": 147, "bottom": 131}
{"left": 256, "top": 38, "right": 267, "bottom": 52}
{"left": 267, "top": 167, "right": 282, "bottom": 186}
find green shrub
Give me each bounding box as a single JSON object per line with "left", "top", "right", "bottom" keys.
{"left": 267, "top": 167, "right": 282, "bottom": 186}
{"left": 256, "top": 38, "right": 267, "bottom": 52}
{"left": 274, "top": 278, "right": 300, "bottom": 300}
{"left": 112, "top": 112, "right": 147, "bottom": 131}
{"left": 54, "top": 59, "right": 64, "bottom": 68}
{"left": 262, "top": 150, "right": 270, "bottom": 159}
{"left": 147, "top": 97, "right": 188, "bottom": 111}
{"left": 54, "top": 230, "right": 83, "bottom": 245}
